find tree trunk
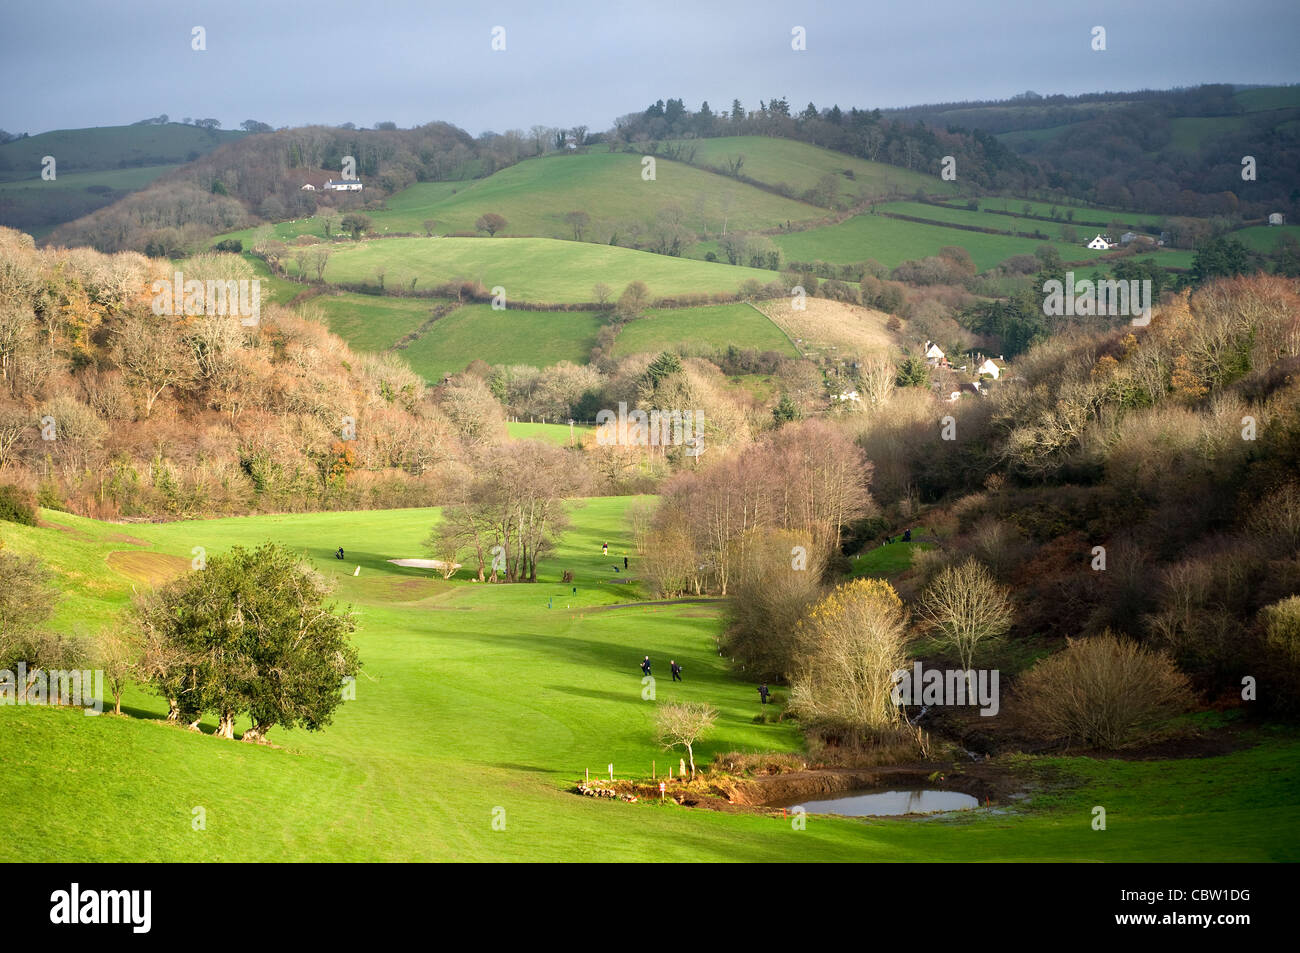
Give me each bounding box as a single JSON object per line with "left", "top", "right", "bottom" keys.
{"left": 186, "top": 716, "right": 203, "bottom": 732}
{"left": 241, "top": 721, "right": 272, "bottom": 744}
{"left": 213, "top": 710, "right": 235, "bottom": 739}
{"left": 166, "top": 699, "right": 180, "bottom": 721}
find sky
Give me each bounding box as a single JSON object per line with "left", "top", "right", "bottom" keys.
{"left": 2, "top": 0, "right": 1298, "bottom": 136}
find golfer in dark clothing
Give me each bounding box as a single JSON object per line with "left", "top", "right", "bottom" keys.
{"left": 641, "top": 656, "right": 652, "bottom": 676}
{"left": 902, "top": 529, "right": 912, "bottom": 542}
{"left": 670, "top": 660, "right": 682, "bottom": 682}
{"left": 335, "top": 547, "right": 344, "bottom": 560}
{"left": 624, "top": 555, "right": 629, "bottom": 569}
{"left": 758, "top": 683, "right": 770, "bottom": 705}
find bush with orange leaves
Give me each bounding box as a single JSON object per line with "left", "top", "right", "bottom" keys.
{"left": 789, "top": 578, "right": 910, "bottom": 738}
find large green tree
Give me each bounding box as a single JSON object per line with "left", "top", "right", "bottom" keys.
{"left": 133, "top": 542, "right": 360, "bottom": 741}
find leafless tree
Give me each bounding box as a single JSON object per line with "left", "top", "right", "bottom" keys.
{"left": 655, "top": 702, "right": 717, "bottom": 778}
{"left": 916, "top": 558, "right": 1013, "bottom": 674}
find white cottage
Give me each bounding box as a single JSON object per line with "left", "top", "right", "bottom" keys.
{"left": 325, "top": 178, "right": 364, "bottom": 191}
{"left": 924, "top": 340, "right": 945, "bottom": 363}
{"left": 1087, "top": 234, "right": 1112, "bottom": 250}
{"left": 977, "top": 357, "right": 1001, "bottom": 379}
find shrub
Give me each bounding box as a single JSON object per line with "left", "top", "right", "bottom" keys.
{"left": 0, "top": 483, "right": 37, "bottom": 525}
{"left": 789, "top": 578, "right": 910, "bottom": 739}
{"left": 1259, "top": 596, "right": 1300, "bottom": 714}
{"left": 1017, "top": 632, "right": 1191, "bottom": 748}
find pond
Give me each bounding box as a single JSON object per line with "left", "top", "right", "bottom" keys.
{"left": 783, "top": 789, "right": 980, "bottom": 817}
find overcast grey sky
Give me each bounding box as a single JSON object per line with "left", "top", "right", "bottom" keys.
{"left": 2, "top": 0, "right": 1298, "bottom": 136}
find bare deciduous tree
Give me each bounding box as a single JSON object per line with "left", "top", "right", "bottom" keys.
{"left": 916, "top": 559, "right": 1013, "bottom": 674}
{"left": 655, "top": 702, "right": 717, "bottom": 778}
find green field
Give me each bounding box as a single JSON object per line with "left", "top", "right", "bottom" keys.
{"left": 402, "top": 304, "right": 603, "bottom": 380}
{"left": 322, "top": 237, "right": 779, "bottom": 303}
{"left": 310, "top": 293, "right": 438, "bottom": 353}
{"left": 614, "top": 303, "right": 797, "bottom": 358}
{"left": 1233, "top": 224, "right": 1300, "bottom": 253}
{"left": 667, "top": 136, "right": 959, "bottom": 205}
{"left": 1, "top": 503, "right": 1297, "bottom": 861}
{"left": 774, "top": 212, "right": 1114, "bottom": 272}
{"left": 884, "top": 200, "right": 1167, "bottom": 239}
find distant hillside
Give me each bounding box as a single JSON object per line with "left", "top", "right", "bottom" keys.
{"left": 214, "top": 150, "right": 826, "bottom": 246}
{"left": 663, "top": 135, "right": 959, "bottom": 205}
{"left": 0, "top": 122, "right": 244, "bottom": 181}
{"left": 0, "top": 123, "right": 245, "bottom": 235}
{"left": 893, "top": 85, "right": 1300, "bottom": 216}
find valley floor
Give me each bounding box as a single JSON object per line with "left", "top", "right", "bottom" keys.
{"left": 1, "top": 501, "right": 1296, "bottom": 861}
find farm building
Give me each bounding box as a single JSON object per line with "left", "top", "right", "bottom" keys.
{"left": 1121, "top": 231, "right": 1156, "bottom": 246}
{"left": 1270, "top": 212, "right": 1286, "bottom": 226}
{"left": 325, "top": 179, "right": 364, "bottom": 191}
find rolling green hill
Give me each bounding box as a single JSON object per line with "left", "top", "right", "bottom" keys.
{"left": 0, "top": 122, "right": 243, "bottom": 182}
{"left": 666, "top": 135, "right": 960, "bottom": 205}
{"left": 322, "top": 236, "right": 779, "bottom": 303}
{"left": 369, "top": 151, "right": 822, "bottom": 237}
{"left": 217, "top": 151, "right": 824, "bottom": 246}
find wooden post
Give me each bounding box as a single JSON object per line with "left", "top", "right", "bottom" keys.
{"left": 652, "top": 760, "right": 655, "bottom": 780}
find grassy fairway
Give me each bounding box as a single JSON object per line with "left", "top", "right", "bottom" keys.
{"left": 0, "top": 504, "right": 1297, "bottom": 861}
{"left": 323, "top": 237, "right": 778, "bottom": 303}
{"left": 614, "top": 303, "right": 797, "bottom": 358}
{"left": 506, "top": 421, "right": 593, "bottom": 444}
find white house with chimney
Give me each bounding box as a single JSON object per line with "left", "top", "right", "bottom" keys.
{"left": 1087, "top": 234, "right": 1113, "bottom": 250}
{"left": 977, "top": 357, "right": 1001, "bottom": 379}
{"left": 924, "top": 340, "right": 945, "bottom": 364}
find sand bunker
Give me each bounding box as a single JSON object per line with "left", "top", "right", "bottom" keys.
{"left": 388, "top": 558, "right": 461, "bottom": 571}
